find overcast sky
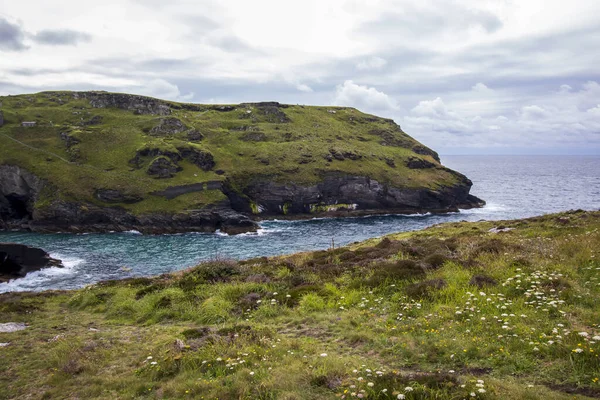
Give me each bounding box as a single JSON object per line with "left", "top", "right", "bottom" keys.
{"left": 1, "top": 0, "right": 599, "bottom": 154}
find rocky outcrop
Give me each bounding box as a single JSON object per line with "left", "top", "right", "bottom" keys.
{"left": 177, "top": 147, "right": 215, "bottom": 171}
{"left": 28, "top": 199, "right": 257, "bottom": 235}
{"left": 226, "top": 172, "right": 484, "bottom": 217}
{"left": 147, "top": 156, "right": 182, "bottom": 178}
{"left": 0, "top": 165, "right": 44, "bottom": 229}
{"left": 0, "top": 166, "right": 258, "bottom": 234}
{"left": 406, "top": 157, "right": 436, "bottom": 169}
{"left": 72, "top": 92, "right": 171, "bottom": 116}
{"left": 149, "top": 117, "right": 187, "bottom": 135}
{"left": 94, "top": 189, "right": 142, "bottom": 204}
{"left": 0, "top": 243, "right": 63, "bottom": 282}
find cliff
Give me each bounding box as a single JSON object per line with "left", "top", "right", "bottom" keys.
{"left": 0, "top": 91, "right": 484, "bottom": 234}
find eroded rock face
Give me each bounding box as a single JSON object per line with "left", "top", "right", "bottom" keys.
{"left": 147, "top": 156, "right": 181, "bottom": 178}
{"left": 406, "top": 157, "right": 436, "bottom": 169}
{"left": 226, "top": 172, "right": 484, "bottom": 216}
{"left": 95, "top": 189, "right": 142, "bottom": 204}
{"left": 149, "top": 117, "right": 187, "bottom": 135}
{"left": 0, "top": 165, "right": 44, "bottom": 227}
{"left": 0, "top": 243, "right": 63, "bottom": 282}
{"left": 73, "top": 92, "right": 171, "bottom": 115}
{"left": 177, "top": 147, "right": 215, "bottom": 171}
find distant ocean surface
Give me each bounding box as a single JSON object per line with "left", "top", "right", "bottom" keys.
{"left": 1, "top": 155, "right": 598, "bottom": 293}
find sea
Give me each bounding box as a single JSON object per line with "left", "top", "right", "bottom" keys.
{"left": 1, "top": 155, "right": 598, "bottom": 293}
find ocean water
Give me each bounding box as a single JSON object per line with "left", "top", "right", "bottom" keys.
{"left": 1, "top": 155, "right": 598, "bottom": 293}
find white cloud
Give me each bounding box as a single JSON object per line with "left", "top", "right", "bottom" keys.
{"left": 356, "top": 56, "right": 387, "bottom": 71}
{"left": 296, "top": 83, "right": 313, "bottom": 92}
{"left": 135, "top": 79, "right": 194, "bottom": 102}
{"left": 411, "top": 97, "right": 450, "bottom": 118}
{"left": 520, "top": 105, "right": 550, "bottom": 120}
{"left": 334, "top": 80, "right": 397, "bottom": 112}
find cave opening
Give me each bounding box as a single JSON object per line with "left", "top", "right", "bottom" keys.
{"left": 4, "top": 194, "right": 32, "bottom": 220}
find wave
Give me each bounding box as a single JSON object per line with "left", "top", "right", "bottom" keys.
{"left": 0, "top": 254, "right": 85, "bottom": 293}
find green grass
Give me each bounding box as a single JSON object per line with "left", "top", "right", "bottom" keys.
{"left": 1, "top": 210, "right": 599, "bottom": 399}
{"left": 0, "top": 91, "right": 458, "bottom": 216}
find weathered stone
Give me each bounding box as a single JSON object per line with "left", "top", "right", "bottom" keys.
{"left": 73, "top": 92, "right": 171, "bottom": 115}
{"left": 0, "top": 243, "right": 63, "bottom": 281}
{"left": 187, "top": 129, "right": 204, "bottom": 142}
{"left": 82, "top": 115, "right": 103, "bottom": 126}
{"left": 95, "top": 189, "right": 143, "bottom": 204}
{"left": 146, "top": 156, "right": 181, "bottom": 178}
{"left": 406, "top": 157, "right": 436, "bottom": 169}
{"left": 177, "top": 147, "right": 215, "bottom": 171}
{"left": 149, "top": 117, "right": 187, "bottom": 135}
{"left": 0, "top": 165, "right": 44, "bottom": 225}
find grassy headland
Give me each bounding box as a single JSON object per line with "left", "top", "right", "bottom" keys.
{"left": 0, "top": 91, "right": 480, "bottom": 234}
{"left": 1, "top": 210, "right": 599, "bottom": 399}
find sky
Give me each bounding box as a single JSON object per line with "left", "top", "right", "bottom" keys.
{"left": 0, "top": 0, "right": 599, "bottom": 155}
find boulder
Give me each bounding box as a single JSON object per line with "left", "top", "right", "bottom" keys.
{"left": 406, "top": 157, "right": 436, "bottom": 169}
{"left": 177, "top": 147, "right": 216, "bottom": 171}
{"left": 95, "top": 189, "right": 143, "bottom": 204}
{"left": 147, "top": 156, "right": 181, "bottom": 178}
{"left": 149, "top": 117, "right": 188, "bottom": 135}
{"left": 0, "top": 243, "right": 63, "bottom": 282}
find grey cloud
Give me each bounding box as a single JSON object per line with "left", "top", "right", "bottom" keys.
{"left": 0, "top": 17, "right": 28, "bottom": 51}
{"left": 32, "top": 29, "right": 92, "bottom": 46}
{"left": 357, "top": 2, "right": 503, "bottom": 41}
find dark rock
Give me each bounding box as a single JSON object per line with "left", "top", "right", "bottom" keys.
{"left": 151, "top": 181, "right": 223, "bottom": 199}
{"left": 231, "top": 172, "right": 484, "bottom": 216}
{"left": 0, "top": 165, "right": 44, "bottom": 227}
{"left": 469, "top": 274, "right": 498, "bottom": 288}
{"left": 215, "top": 170, "right": 225, "bottom": 175}
{"left": 369, "top": 129, "right": 413, "bottom": 148}
{"left": 187, "top": 129, "right": 204, "bottom": 142}
{"left": 211, "top": 105, "right": 235, "bottom": 112}
{"left": 241, "top": 132, "right": 267, "bottom": 142}
{"left": 177, "top": 147, "right": 215, "bottom": 171}
{"left": 146, "top": 156, "right": 181, "bottom": 178}
{"left": 95, "top": 189, "right": 142, "bottom": 204}
{"left": 0, "top": 110, "right": 4, "bottom": 127}
{"left": 406, "top": 157, "right": 436, "bottom": 169}
{"left": 73, "top": 91, "right": 171, "bottom": 115}
{"left": 385, "top": 158, "right": 396, "bottom": 167}
{"left": 60, "top": 132, "right": 80, "bottom": 148}
{"left": 129, "top": 147, "right": 181, "bottom": 169}
{"left": 82, "top": 115, "right": 103, "bottom": 126}
{"left": 328, "top": 149, "right": 361, "bottom": 161}
{"left": 412, "top": 145, "right": 441, "bottom": 163}
{"left": 240, "top": 102, "right": 290, "bottom": 123}
{"left": 149, "top": 117, "right": 187, "bottom": 135}
{"left": 0, "top": 243, "right": 63, "bottom": 282}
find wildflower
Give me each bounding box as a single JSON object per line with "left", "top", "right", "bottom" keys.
{"left": 404, "top": 387, "right": 414, "bottom": 392}
{"left": 470, "top": 393, "right": 476, "bottom": 397}
{"left": 367, "top": 382, "right": 374, "bottom": 387}
{"left": 320, "top": 353, "right": 328, "bottom": 357}
{"left": 250, "top": 371, "right": 255, "bottom": 376}
{"left": 150, "top": 361, "right": 157, "bottom": 365}
{"left": 573, "top": 348, "right": 584, "bottom": 353}
{"left": 397, "top": 395, "right": 405, "bottom": 399}
{"left": 579, "top": 332, "right": 590, "bottom": 337}
{"left": 478, "top": 388, "right": 486, "bottom": 393}
{"left": 147, "top": 356, "right": 153, "bottom": 360}
{"left": 286, "top": 294, "right": 291, "bottom": 298}
{"left": 593, "top": 336, "right": 600, "bottom": 341}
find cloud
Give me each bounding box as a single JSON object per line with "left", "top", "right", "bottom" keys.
{"left": 356, "top": 56, "right": 387, "bottom": 71}
{"left": 134, "top": 79, "right": 194, "bottom": 102}
{"left": 296, "top": 83, "right": 313, "bottom": 92}
{"left": 32, "top": 29, "right": 92, "bottom": 46}
{"left": 334, "top": 80, "right": 397, "bottom": 113}
{"left": 411, "top": 97, "right": 449, "bottom": 118}
{"left": 521, "top": 105, "right": 550, "bottom": 120}
{"left": 0, "top": 17, "right": 27, "bottom": 51}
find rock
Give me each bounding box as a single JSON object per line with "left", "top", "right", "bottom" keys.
{"left": 146, "top": 156, "right": 182, "bottom": 178}
{"left": 149, "top": 117, "right": 187, "bottom": 135}
{"left": 412, "top": 145, "right": 441, "bottom": 163}
{"left": 0, "top": 165, "right": 44, "bottom": 227}
{"left": 0, "top": 322, "right": 27, "bottom": 332}
{"left": 60, "top": 131, "right": 80, "bottom": 148}
{"left": 129, "top": 147, "right": 181, "bottom": 169}
{"left": 82, "top": 115, "right": 103, "bottom": 126}
{"left": 0, "top": 110, "right": 4, "bottom": 127}
{"left": 187, "top": 129, "right": 204, "bottom": 142}
{"left": 177, "top": 147, "right": 216, "bottom": 171}
{"left": 95, "top": 189, "right": 143, "bottom": 204}
{"left": 73, "top": 92, "right": 171, "bottom": 115}
{"left": 0, "top": 243, "right": 63, "bottom": 281}
{"left": 231, "top": 173, "right": 484, "bottom": 216}
{"left": 241, "top": 132, "right": 267, "bottom": 142}
{"left": 406, "top": 157, "right": 436, "bottom": 169}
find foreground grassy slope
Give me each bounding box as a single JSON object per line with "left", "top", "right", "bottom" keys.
{"left": 2, "top": 210, "right": 599, "bottom": 399}
{"left": 0, "top": 91, "right": 458, "bottom": 216}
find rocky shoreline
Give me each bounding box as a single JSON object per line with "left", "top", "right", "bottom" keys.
{"left": 0, "top": 243, "right": 63, "bottom": 282}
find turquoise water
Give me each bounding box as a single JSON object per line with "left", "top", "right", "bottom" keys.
{"left": 1, "top": 155, "right": 599, "bottom": 292}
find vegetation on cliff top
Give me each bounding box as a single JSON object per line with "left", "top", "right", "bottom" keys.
{"left": 0, "top": 91, "right": 463, "bottom": 216}
{"left": 1, "top": 210, "right": 599, "bottom": 399}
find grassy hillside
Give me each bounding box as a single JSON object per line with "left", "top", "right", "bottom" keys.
{"left": 0, "top": 91, "right": 461, "bottom": 217}
{"left": 1, "top": 210, "right": 599, "bottom": 399}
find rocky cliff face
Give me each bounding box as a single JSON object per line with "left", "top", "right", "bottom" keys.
{"left": 0, "top": 165, "right": 257, "bottom": 234}
{"left": 225, "top": 172, "right": 484, "bottom": 217}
